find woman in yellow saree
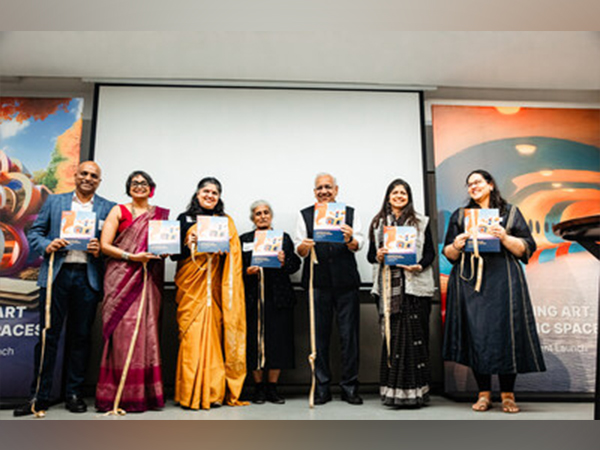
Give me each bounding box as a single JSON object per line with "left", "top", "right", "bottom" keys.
{"left": 172, "top": 177, "right": 247, "bottom": 410}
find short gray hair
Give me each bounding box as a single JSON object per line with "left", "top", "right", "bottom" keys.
{"left": 249, "top": 200, "right": 273, "bottom": 222}
{"left": 314, "top": 172, "right": 337, "bottom": 187}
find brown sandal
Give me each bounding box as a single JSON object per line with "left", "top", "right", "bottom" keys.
{"left": 472, "top": 392, "right": 492, "bottom": 412}
{"left": 501, "top": 393, "right": 520, "bottom": 414}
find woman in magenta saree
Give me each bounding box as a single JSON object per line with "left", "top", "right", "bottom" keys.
{"left": 96, "top": 171, "right": 168, "bottom": 413}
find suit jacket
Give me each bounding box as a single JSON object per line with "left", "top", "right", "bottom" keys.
{"left": 27, "top": 191, "right": 116, "bottom": 291}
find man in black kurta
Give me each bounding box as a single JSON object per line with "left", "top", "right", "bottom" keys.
{"left": 294, "top": 173, "right": 364, "bottom": 405}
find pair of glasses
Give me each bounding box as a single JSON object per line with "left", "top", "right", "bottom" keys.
{"left": 132, "top": 181, "right": 150, "bottom": 188}
{"left": 467, "top": 180, "right": 486, "bottom": 189}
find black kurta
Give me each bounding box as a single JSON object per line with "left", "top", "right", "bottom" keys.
{"left": 442, "top": 204, "right": 546, "bottom": 375}
{"left": 240, "top": 231, "right": 301, "bottom": 371}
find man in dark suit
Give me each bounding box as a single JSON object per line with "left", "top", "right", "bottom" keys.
{"left": 294, "top": 173, "right": 364, "bottom": 405}
{"left": 14, "top": 161, "right": 115, "bottom": 417}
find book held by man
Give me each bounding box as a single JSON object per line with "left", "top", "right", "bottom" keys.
{"left": 148, "top": 220, "right": 180, "bottom": 255}
{"left": 314, "top": 202, "right": 346, "bottom": 243}
{"left": 251, "top": 230, "right": 284, "bottom": 268}
{"left": 196, "top": 216, "right": 229, "bottom": 253}
{"left": 383, "top": 226, "right": 417, "bottom": 265}
{"left": 60, "top": 211, "right": 96, "bottom": 251}
{"left": 464, "top": 208, "right": 501, "bottom": 253}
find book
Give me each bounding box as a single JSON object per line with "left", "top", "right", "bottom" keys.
{"left": 313, "top": 202, "right": 346, "bottom": 243}
{"left": 383, "top": 226, "right": 417, "bottom": 265}
{"left": 464, "top": 208, "right": 501, "bottom": 253}
{"left": 148, "top": 220, "right": 180, "bottom": 255}
{"left": 60, "top": 211, "right": 96, "bottom": 251}
{"left": 196, "top": 216, "right": 229, "bottom": 253}
{"left": 251, "top": 230, "right": 283, "bottom": 268}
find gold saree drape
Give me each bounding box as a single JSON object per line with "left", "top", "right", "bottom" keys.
{"left": 174, "top": 215, "right": 247, "bottom": 410}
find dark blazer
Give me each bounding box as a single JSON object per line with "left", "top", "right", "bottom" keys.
{"left": 27, "top": 191, "right": 115, "bottom": 291}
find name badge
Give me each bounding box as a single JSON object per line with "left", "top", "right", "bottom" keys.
{"left": 243, "top": 242, "right": 254, "bottom": 253}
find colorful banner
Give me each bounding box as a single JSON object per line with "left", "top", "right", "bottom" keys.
{"left": 432, "top": 105, "right": 600, "bottom": 394}
{"left": 1, "top": 97, "right": 82, "bottom": 402}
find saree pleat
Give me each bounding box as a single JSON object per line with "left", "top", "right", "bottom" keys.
{"left": 96, "top": 206, "right": 168, "bottom": 412}
{"left": 174, "top": 215, "right": 247, "bottom": 410}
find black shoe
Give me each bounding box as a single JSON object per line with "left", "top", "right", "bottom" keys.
{"left": 13, "top": 399, "right": 50, "bottom": 417}
{"left": 252, "top": 383, "right": 266, "bottom": 405}
{"left": 313, "top": 391, "right": 332, "bottom": 405}
{"left": 266, "top": 383, "right": 285, "bottom": 405}
{"left": 341, "top": 391, "right": 363, "bottom": 405}
{"left": 65, "top": 395, "right": 87, "bottom": 413}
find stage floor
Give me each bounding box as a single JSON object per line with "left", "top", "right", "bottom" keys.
{"left": 0, "top": 394, "right": 593, "bottom": 420}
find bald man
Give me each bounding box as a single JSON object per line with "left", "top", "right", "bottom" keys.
{"left": 14, "top": 161, "right": 115, "bottom": 417}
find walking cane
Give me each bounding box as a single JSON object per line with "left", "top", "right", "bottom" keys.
{"left": 105, "top": 262, "right": 148, "bottom": 416}
{"left": 258, "top": 268, "right": 266, "bottom": 370}
{"left": 308, "top": 248, "right": 318, "bottom": 408}
{"left": 382, "top": 265, "right": 392, "bottom": 368}
{"left": 31, "top": 252, "right": 55, "bottom": 418}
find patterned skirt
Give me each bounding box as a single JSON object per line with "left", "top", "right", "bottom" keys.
{"left": 380, "top": 295, "right": 431, "bottom": 407}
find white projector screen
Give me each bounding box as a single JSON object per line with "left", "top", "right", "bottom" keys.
{"left": 93, "top": 85, "right": 425, "bottom": 283}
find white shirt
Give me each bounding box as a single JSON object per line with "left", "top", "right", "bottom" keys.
{"left": 293, "top": 204, "right": 364, "bottom": 257}
{"left": 64, "top": 193, "right": 94, "bottom": 264}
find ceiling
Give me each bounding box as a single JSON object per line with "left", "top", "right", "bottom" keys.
{"left": 1, "top": 32, "right": 599, "bottom": 91}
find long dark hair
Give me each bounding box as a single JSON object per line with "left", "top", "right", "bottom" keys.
{"left": 185, "top": 177, "right": 225, "bottom": 217}
{"left": 369, "top": 178, "right": 418, "bottom": 242}
{"left": 465, "top": 169, "right": 508, "bottom": 214}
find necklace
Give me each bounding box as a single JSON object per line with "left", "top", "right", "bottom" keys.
{"left": 131, "top": 203, "right": 149, "bottom": 219}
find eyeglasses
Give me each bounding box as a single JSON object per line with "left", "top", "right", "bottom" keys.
{"left": 467, "top": 179, "right": 486, "bottom": 189}
{"left": 131, "top": 181, "right": 150, "bottom": 188}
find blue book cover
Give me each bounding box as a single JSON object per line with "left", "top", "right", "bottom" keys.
{"left": 251, "top": 230, "right": 283, "bottom": 268}
{"left": 464, "top": 208, "right": 501, "bottom": 253}
{"left": 196, "top": 216, "right": 230, "bottom": 253}
{"left": 314, "top": 202, "right": 346, "bottom": 243}
{"left": 383, "top": 226, "right": 417, "bottom": 266}
{"left": 60, "top": 210, "right": 96, "bottom": 251}
{"left": 148, "top": 220, "right": 180, "bottom": 255}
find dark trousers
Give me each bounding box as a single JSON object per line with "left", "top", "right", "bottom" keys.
{"left": 473, "top": 371, "right": 517, "bottom": 392}
{"left": 31, "top": 264, "right": 99, "bottom": 401}
{"left": 314, "top": 287, "right": 360, "bottom": 396}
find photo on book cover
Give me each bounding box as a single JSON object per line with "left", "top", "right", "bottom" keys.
{"left": 314, "top": 202, "right": 346, "bottom": 243}
{"left": 60, "top": 210, "right": 96, "bottom": 251}
{"left": 251, "top": 229, "right": 283, "bottom": 268}
{"left": 383, "top": 226, "right": 417, "bottom": 265}
{"left": 464, "top": 208, "right": 501, "bottom": 253}
{"left": 148, "top": 220, "right": 180, "bottom": 255}
{"left": 196, "top": 216, "right": 229, "bottom": 253}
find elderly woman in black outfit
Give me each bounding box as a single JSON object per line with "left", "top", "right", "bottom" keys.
{"left": 240, "top": 200, "right": 301, "bottom": 405}
{"left": 442, "top": 169, "right": 545, "bottom": 413}
{"left": 368, "top": 179, "right": 435, "bottom": 407}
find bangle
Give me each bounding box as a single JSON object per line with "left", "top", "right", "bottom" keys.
{"left": 121, "top": 252, "right": 130, "bottom": 260}
{"left": 452, "top": 241, "right": 462, "bottom": 252}
{"left": 346, "top": 236, "right": 353, "bottom": 244}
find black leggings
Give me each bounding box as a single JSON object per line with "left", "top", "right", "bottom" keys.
{"left": 473, "top": 371, "right": 517, "bottom": 392}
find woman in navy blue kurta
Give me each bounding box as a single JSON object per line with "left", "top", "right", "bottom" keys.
{"left": 442, "top": 170, "right": 545, "bottom": 414}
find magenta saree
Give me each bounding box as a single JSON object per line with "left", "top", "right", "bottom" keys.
{"left": 96, "top": 206, "right": 169, "bottom": 412}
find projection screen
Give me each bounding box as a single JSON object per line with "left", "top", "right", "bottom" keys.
{"left": 92, "top": 85, "right": 425, "bottom": 283}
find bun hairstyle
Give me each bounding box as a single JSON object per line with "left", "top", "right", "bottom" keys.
{"left": 125, "top": 170, "right": 156, "bottom": 197}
